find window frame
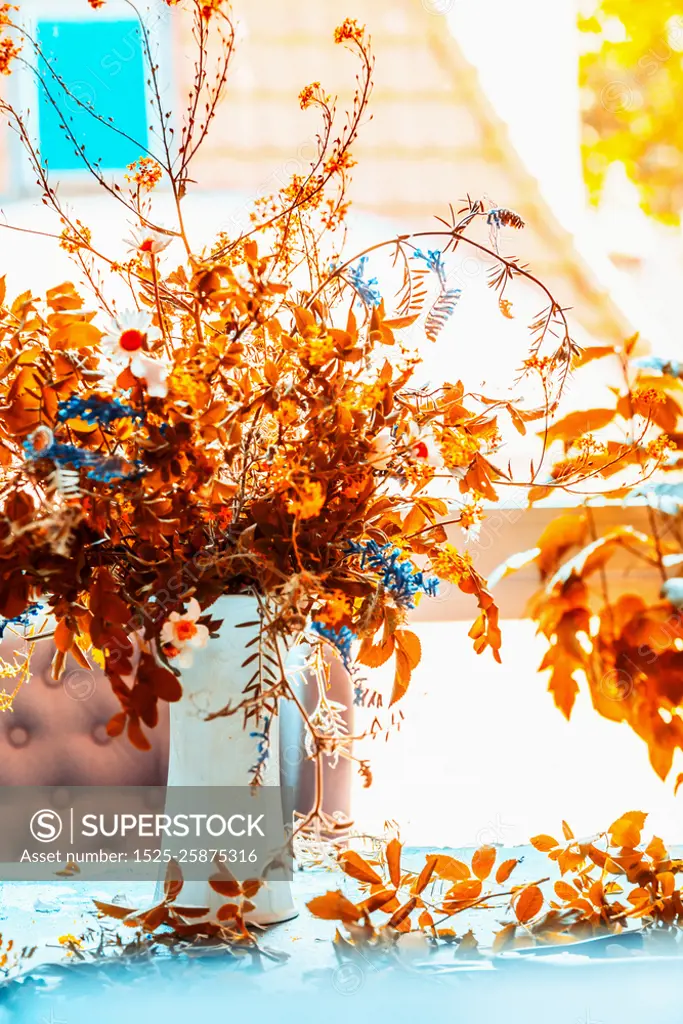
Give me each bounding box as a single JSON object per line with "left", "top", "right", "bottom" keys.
{"left": 8, "top": 0, "right": 173, "bottom": 196}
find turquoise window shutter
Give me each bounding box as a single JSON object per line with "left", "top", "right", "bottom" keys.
{"left": 36, "top": 20, "right": 148, "bottom": 171}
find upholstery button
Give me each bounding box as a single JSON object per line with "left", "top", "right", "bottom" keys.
{"left": 7, "top": 725, "right": 29, "bottom": 748}
{"left": 92, "top": 723, "right": 111, "bottom": 747}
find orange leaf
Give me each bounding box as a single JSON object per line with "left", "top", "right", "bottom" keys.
{"left": 515, "top": 885, "right": 543, "bottom": 924}
{"left": 495, "top": 859, "right": 519, "bottom": 884}
{"left": 542, "top": 408, "right": 615, "bottom": 447}
{"left": 432, "top": 855, "right": 471, "bottom": 882}
{"left": 93, "top": 899, "right": 136, "bottom": 921}
{"left": 390, "top": 647, "right": 412, "bottom": 706}
{"left": 50, "top": 321, "right": 102, "bottom": 350}
{"left": 395, "top": 629, "right": 421, "bottom": 669}
{"left": 471, "top": 846, "right": 496, "bottom": 881}
{"left": 645, "top": 836, "right": 668, "bottom": 862}
{"left": 306, "top": 891, "right": 362, "bottom": 925}
{"left": 171, "top": 905, "right": 212, "bottom": 919}
{"left": 413, "top": 855, "right": 438, "bottom": 895}
{"left": 530, "top": 834, "right": 559, "bottom": 853}
{"left": 383, "top": 314, "right": 420, "bottom": 330}
{"left": 127, "top": 716, "right": 151, "bottom": 752}
{"left": 609, "top": 811, "right": 647, "bottom": 848}
{"left": 386, "top": 838, "right": 402, "bottom": 888}
{"left": 554, "top": 881, "right": 579, "bottom": 901}
{"left": 209, "top": 877, "right": 241, "bottom": 898}
{"left": 387, "top": 898, "right": 417, "bottom": 929}
{"left": 139, "top": 903, "right": 168, "bottom": 932}
{"left": 493, "top": 922, "right": 517, "bottom": 953}
{"left": 657, "top": 871, "right": 675, "bottom": 898}
{"left": 339, "top": 850, "right": 383, "bottom": 885}
{"left": 444, "top": 879, "right": 482, "bottom": 903}
{"left": 241, "top": 878, "right": 262, "bottom": 899}
{"left": 216, "top": 902, "right": 241, "bottom": 922}
{"left": 573, "top": 345, "right": 615, "bottom": 367}
{"left": 360, "top": 889, "right": 398, "bottom": 914}
{"left": 106, "top": 712, "right": 127, "bottom": 738}
{"left": 54, "top": 619, "right": 74, "bottom": 654}
{"left": 545, "top": 659, "right": 580, "bottom": 720}
{"left": 358, "top": 633, "right": 394, "bottom": 669}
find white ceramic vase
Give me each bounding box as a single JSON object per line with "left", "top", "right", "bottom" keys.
{"left": 164, "top": 595, "right": 297, "bottom": 925}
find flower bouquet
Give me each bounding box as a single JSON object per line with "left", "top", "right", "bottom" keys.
{"left": 0, "top": 1, "right": 580, "bottom": 825}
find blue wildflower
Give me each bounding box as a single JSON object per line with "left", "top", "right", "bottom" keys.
{"left": 346, "top": 256, "right": 382, "bottom": 308}
{"left": 0, "top": 604, "right": 43, "bottom": 640}
{"left": 23, "top": 428, "right": 144, "bottom": 483}
{"left": 250, "top": 716, "right": 271, "bottom": 774}
{"left": 309, "top": 621, "right": 357, "bottom": 671}
{"left": 413, "top": 248, "right": 447, "bottom": 284}
{"left": 344, "top": 539, "right": 439, "bottom": 609}
{"left": 57, "top": 396, "right": 142, "bottom": 426}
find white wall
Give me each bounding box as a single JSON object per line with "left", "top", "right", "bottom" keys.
{"left": 447, "top": 0, "right": 585, "bottom": 228}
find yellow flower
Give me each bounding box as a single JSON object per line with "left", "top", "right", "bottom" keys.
{"left": 459, "top": 502, "right": 484, "bottom": 533}
{"left": 430, "top": 546, "right": 473, "bottom": 585}
{"left": 317, "top": 591, "right": 351, "bottom": 626}
{"left": 287, "top": 479, "right": 326, "bottom": 519}
{"left": 59, "top": 220, "right": 92, "bottom": 254}
{"left": 306, "top": 335, "right": 335, "bottom": 367}
{"left": 276, "top": 399, "right": 299, "bottom": 427}
{"left": 438, "top": 428, "right": 479, "bottom": 470}
{"left": 58, "top": 934, "right": 83, "bottom": 950}
{"left": 334, "top": 18, "right": 364, "bottom": 45}
{"left": 168, "top": 369, "right": 211, "bottom": 409}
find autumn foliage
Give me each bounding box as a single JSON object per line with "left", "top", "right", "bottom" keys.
{"left": 0, "top": 0, "right": 589, "bottom": 802}
{"left": 495, "top": 335, "right": 683, "bottom": 783}
{"left": 306, "top": 810, "right": 683, "bottom": 957}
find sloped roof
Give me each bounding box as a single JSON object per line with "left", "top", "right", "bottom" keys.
{"left": 187, "top": 0, "right": 635, "bottom": 346}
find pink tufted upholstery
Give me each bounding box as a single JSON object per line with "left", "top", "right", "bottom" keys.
{"left": 0, "top": 634, "right": 169, "bottom": 787}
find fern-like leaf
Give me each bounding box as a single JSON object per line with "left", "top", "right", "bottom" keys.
{"left": 425, "top": 287, "right": 462, "bottom": 342}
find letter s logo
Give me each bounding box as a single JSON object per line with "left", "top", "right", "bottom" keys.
{"left": 30, "top": 809, "right": 63, "bottom": 843}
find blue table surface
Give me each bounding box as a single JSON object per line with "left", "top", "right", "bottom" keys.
{"left": 1, "top": 845, "right": 682, "bottom": 1023}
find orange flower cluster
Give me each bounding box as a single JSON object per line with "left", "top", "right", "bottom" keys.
{"left": 299, "top": 82, "right": 320, "bottom": 110}
{"left": 334, "top": 18, "right": 365, "bottom": 45}
{"left": 0, "top": 4, "right": 16, "bottom": 26}
{"left": 0, "top": 31, "right": 19, "bottom": 76}
{"left": 125, "top": 157, "right": 163, "bottom": 192}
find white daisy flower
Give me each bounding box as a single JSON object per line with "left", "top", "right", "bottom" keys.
{"left": 161, "top": 598, "right": 210, "bottom": 668}
{"left": 406, "top": 424, "right": 442, "bottom": 468}
{"left": 101, "top": 311, "right": 168, "bottom": 399}
{"left": 125, "top": 227, "right": 173, "bottom": 255}
{"left": 102, "top": 310, "right": 154, "bottom": 363}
